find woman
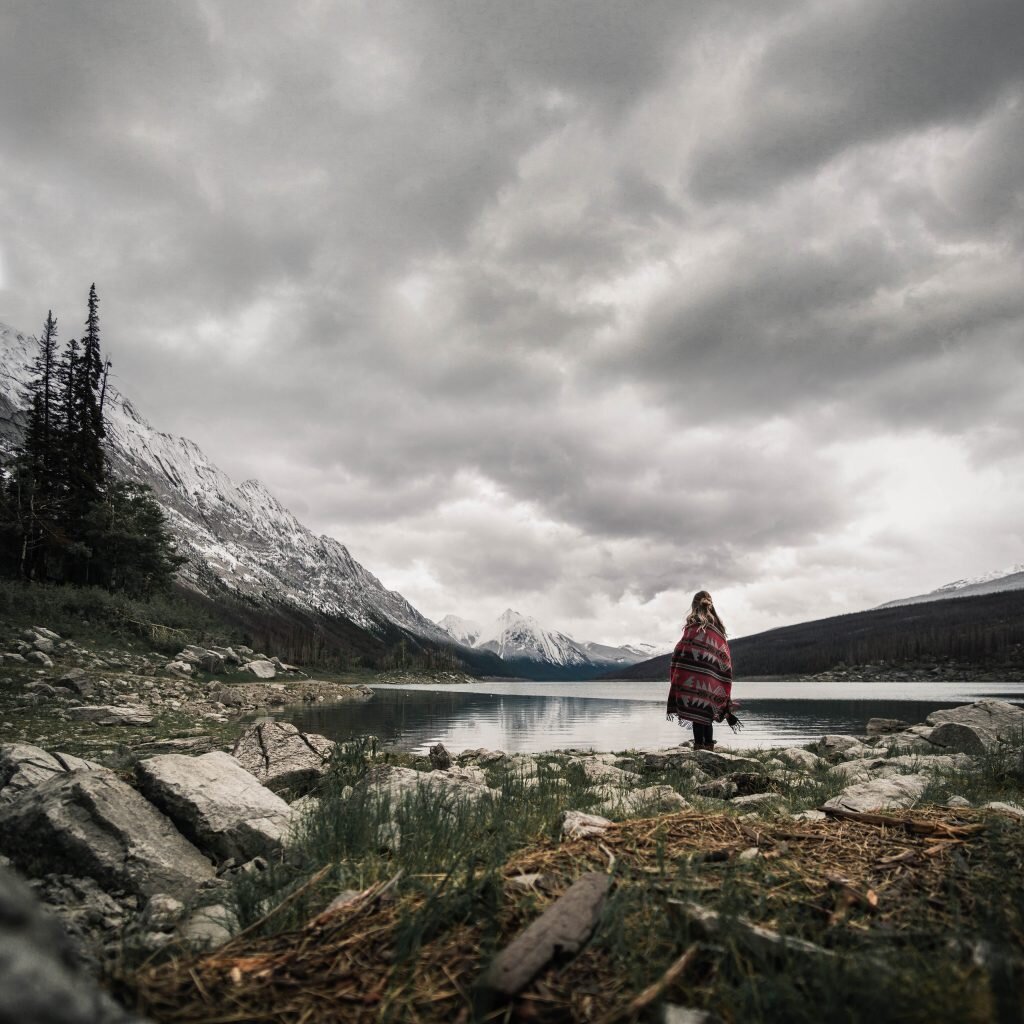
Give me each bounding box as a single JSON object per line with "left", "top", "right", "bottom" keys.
{"left": 666, "top": 591, "right": 738, "bottom": 750}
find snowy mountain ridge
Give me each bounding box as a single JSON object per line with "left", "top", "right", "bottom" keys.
{"left": 436, "top": 608, "right": 653, "bottom": 668}
{"left": 877, "top": 562, "right": 1024, "bottom": 609}
{"left": 0, "top": 320, "right": 450, "bottom": 644}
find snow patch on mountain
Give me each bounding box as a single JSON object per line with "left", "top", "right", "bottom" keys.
{"left": 437, "top": 615, "right": 482, "bottom": 647}
{"left": 436, "top": 608, "right": 654, "bottom": 669}
{"left": 878, "top": 562, "right": 1024, "bottom": 608}
{"left": 0, "top": 321, "right": 450, "bottom": 643}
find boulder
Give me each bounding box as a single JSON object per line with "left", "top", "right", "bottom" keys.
{"left": 363, "top": 764, "right": 497, "bottom": 805}
{"left": 982, "top": 801, "right": 1024, "bottom": 819}
{"left": 232, "top": 721, "right": 335, "bottom": 794}
{"left": 429, "top": 743, "right": 452, "bottom": 770}
{"left": 822, "top": 774, "right": 928, "bottom": 814}
{"left": 774, "top": 747, "right": 823, "bottom": 771}
{"left": 67, "top": 704, "right": 154, "bottom": 726}
{"left": 561, "top": 810, "right": 612, "bottom": 840}
{"left": 57, "top": 668, "right": 94, "bottom": 697}
{"left": 731, "top": 792, "right": 781, "bottom": 810}
{"left": 245, "top": 659, "right": 277, "bottom": 680}
{"left": 690, "top": 750, "right": 764, "bottom": 775}
{"left": 178, "top": 902, "right": 238, "bottom": 951}
{"left": 0, "top": 744, "right": 103, "bottom": 803}
{"left": 0, "top": 769, "right": 214, "bottom": 898}
{"left": 135, "top": 751, "right": 295, "bottom": 863}
{"left": 0, "top": 864, "right": 149, "bottom": 1024}
{"left": 32, "top": 637, "right": 56, "bottom": 654}
{"left": 26, "top": 651, "right": 54, "bottom": 668}
{"left": 924, "top": 700, "right": 1024, "bottom": 753}
{"left": 164, "top": 660, "right": 193, "bottom": 676}
{"left": 572, "top": 758, "right": 640, "bottom": 786}
{"left": 866, "top": 718, "right": 909, "bottom": 735}
{"left": 593, "top": 784, "right": 690, "bottom": 818}
{"left": 33, "top": 626, "right": 62, "bottom": 641}
{"left": 814, "top": 735, "right": 873, "bottom": 760}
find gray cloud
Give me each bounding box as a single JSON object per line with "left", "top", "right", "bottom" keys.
{"left": 2, "top": 0, "right": 1023, "bottom": 642}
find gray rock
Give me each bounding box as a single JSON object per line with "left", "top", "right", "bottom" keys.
{"left": 136, "top": 751, "right": 295, "bottom": 863}
{"left": 593, "top": 784, "right": 690, "bottom": 818}
{"left": 429, "top": 742, "right": 452, "bottom": 770}
{"left": 982, "top": 801, "right": 1024, "bottom": 819}
{"left": 573, "top": 757, "right": 640, "bottom": 786}
{"left": 26, "top": 650, "right": 54, "bottom": 668}
{"left": 866, "top": 718, "right": 909, "bottom": 735}
{"left": 822, "top": 774, "right": 928, "bottom": 814}
{"left": 0, "top": 769, "right": 214, "bottom": 898}
{"left": 925, "top": 700, "right": 1024, "bottom": 753}
{"left": 67, "top": 704, "right": 154, "bottom": 726}
{"left": 0, "top": 744, "right": 104, "bottom": 803}
{"left": 57, "top": 668, "right": 94, "bottom": 697}
{"left": 731, "top": 792, "right": 781, "bottom": 809}
{"left": 141, "top": 893, "right": 186, "bottom": 932}
{"left": 0, "top": 864, "right": 149, "bottom": 1024}
{"left": 232, "top": 721, "right": 335, "bottom": 794}
{"left": 179, "top": 902, "right": 238, "bottom": 951}
{"left": 815, "top": 735, "right": 867, "bottom": 756}
{"left": 364, "top": 764, "right": 497, "bottom": 805}
{"left": 245, "top": 659, "right": 277, "bottom": 680}
{"left": 792, "top": 809, "right": 827, "bottom": 821}
{"left": 32, "top": 637, "right": 56, "bottom": 654}
{"left": 946, "top": 796, "right": 972, "bottom": 808}
{"left": 33, "top": 627, "right": 62, "bottom": 641}
{"left": 561, "top": 809, "right": 613, "bottom": 840}
{"left": 774, "top": 747, "right": 823, "bottom": 771}
{"left": 444, "top": 764, "right": 488, "bottom": 786}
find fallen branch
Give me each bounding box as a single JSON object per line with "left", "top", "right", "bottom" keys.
{"left": 668, "top": 900, "right": 836, "bottom": 962}
{"left": 475, "top": 872, "right": 611, "bottom": 1007}
{"left": 819, "top": 807, "right": 986, "bottom": 838}
{"left": 593, "top": 944, "right": 698, "bottom": 1024}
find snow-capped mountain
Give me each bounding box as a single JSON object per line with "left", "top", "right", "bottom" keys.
{"left": 436, "top": 608, "right": 654, "bottom": 671}
{"left": 436, "top": 614, "right": 481, "bottom": 647}
{"left": 0, "top": 321, "right": 449, "bottom": 644}
{"left": 476, "top": 609, "right": 591, "bottom": 665}
{"left": 878, "top": 562, "right": 1024, "bottom": 609}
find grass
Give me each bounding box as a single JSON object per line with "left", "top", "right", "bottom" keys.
{"left": 120, "top": 736, "right": 1024, "bottom": 1023}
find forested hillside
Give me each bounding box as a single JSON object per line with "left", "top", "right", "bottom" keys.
{"left": 608, "top": 589, "right": 1024, "bottom": 680}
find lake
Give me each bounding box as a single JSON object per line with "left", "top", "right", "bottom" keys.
{"left": 268, "top": 678, "right": 1024, "bottom": 754}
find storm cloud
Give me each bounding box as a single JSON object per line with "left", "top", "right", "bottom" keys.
{"left": 2, "top": 0, "right": 1022, "bottom": 646}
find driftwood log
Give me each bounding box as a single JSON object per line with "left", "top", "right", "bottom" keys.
{"left": 476, "top": 871, "right": 611, "bottom": 1006}
{"left": 668, "top": 900, "right": 836, "bottom": 962}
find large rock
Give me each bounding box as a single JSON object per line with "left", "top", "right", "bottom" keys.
{"left": 822, "top": 774, "right": 928, "bottom": 814}
{"left": 176, "top": 645, "right": 227, "bottom": 674}
{"left": 924, "top": 700, "right": 1024, "bottom": 753}
{"left": 561, "top": 810, "right": 612, "bottom": 840}
{"left": 0, "top": 770, "right": 214, "bottom": 898}
{"left": 232, "top": 721, "right": 335, "bottom": 794}
{"left": 0, "top": 864, "right": 149, "bottom": 1024}
{"left": 136, "top": 751, "right": 295, "bottom": 863}
{"left": 0, "top": 744, "right": 102, "bottom": 803}
{"left": 67, "top": 705, "right": 154, "bottom": 726}
{"left": 572, "top": 757, "right": 640, "bottom": 786}
{"left": 245, "top": 659, "right": 277, "bottom": 680}
{"left": 866, "top": 718, "right": 909, "bottom": 735}
{"left": 593, "top": 784, "right": 690, "bottom": 818}
{"left": 363, "top": 764, "right": 497, "bottom": 805}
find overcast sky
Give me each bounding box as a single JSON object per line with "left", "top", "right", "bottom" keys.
{"left": 2, "top": 1, "right": 1023, "bottom": 648}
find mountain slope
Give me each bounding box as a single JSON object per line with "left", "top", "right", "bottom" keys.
{"left": 878, "top": 564, "right": 1024, "bottom": 608}
{"left": 0, "top": 320, "right": 451, "bottom": 648}
{"left": 608, "top": 588, "right": 1024, "bottom": 681}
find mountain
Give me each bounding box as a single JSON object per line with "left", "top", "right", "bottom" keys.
{"left": 435, "top": 607, "right": 655, "bottom": 678}
{"left": 608, "top": 587, "right": 1024, "bottom": 681}
{"left": 436, "top": 614, "right": 481, "bottom": 647}
{"left": 0, "top": 320, "right": 455, "bottom": 656}
{"left": 877, "top": 563, "right": 1024, "bottom": 608}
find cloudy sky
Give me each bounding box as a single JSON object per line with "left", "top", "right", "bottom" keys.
{"left": 2, "top": 1, "right": 1023, "bottom": 648}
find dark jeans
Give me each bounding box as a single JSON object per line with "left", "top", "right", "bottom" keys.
{"left": 693, "top": 721, "right": 714, "bottom": 747}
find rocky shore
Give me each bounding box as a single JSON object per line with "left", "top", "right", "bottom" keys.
{"left": 2, "top": 623, "right": 1023, "bottom": 1022}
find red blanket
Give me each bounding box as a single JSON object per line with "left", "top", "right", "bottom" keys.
{"left": 666, "top": 623, "right": 734, "bottom": 725}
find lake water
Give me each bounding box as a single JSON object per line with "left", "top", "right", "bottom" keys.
{"left": 271, "top": 679, "right": 1024, "bottom": 754}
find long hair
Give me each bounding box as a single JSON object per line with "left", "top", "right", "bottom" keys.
{"left": 684, "top": 590, "right": 726, "bottom": 636}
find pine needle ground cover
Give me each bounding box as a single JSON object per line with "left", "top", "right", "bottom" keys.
{"left": 119, "top": 746, "right": 1024, "bottom": 1024}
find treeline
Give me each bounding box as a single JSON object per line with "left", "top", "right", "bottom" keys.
{"left": 609, "top": 589, "right": 1024, "bottom": 680}
{"left": 0, "top": 287, "right": 182, "bottom": 595}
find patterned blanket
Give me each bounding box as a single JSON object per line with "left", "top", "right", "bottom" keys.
{"left": 666, "top": 623, "right": 734, "bottom": 725}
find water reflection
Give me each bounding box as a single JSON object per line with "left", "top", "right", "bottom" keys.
{"left": 274, "top": 679, "right": 1024, "bottom": 754}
